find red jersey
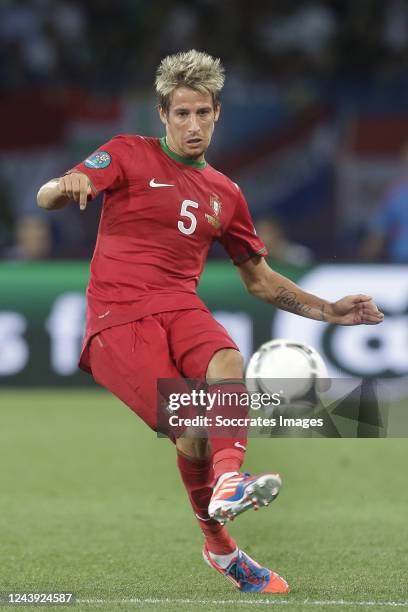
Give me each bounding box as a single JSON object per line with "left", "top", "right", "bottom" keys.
{"left": 68, "top": 135, "right": 267, "bottom": 370}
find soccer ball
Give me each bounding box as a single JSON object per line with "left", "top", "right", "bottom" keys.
{"left": 245, "top": 339, "right": 330, "bottom": 416}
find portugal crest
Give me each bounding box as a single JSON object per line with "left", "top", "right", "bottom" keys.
{"left": 205, "top": 193, "right": 222, "bottom": 232}
{"left": 211, "top": 194, "right": 222, "bottom": 217}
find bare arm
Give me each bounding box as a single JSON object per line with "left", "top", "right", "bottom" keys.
{"left": 238, "top": 257, "right": 384, "bottom": 326}
{"left": 37, "top": 172, "right": 96, "bottom": 211}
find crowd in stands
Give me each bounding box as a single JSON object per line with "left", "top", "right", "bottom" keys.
{"left": 2, "top": 0, "right": 408, "bottom": 92}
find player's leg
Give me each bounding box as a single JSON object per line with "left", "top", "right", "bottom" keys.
{"left": 205, "top": 348, "right": 248, "bottom": 483}
{"left": 206, "top": 349, "right": 282, "bottom": 524}
{"left": 175, "top": 352, "right": 247, "bottom": 574}
{"left": 200, "top": 353, "right": 288, "bottom": 594}
{"left": 176, "top": 436, "right": 237, "bottom": 558}
{"left": 166, "top": 310, "right": 281, "bottom": 523}
{"left": 172, "top": 383, "right": 238, "bottom": 558}
{"left": 167, "top": 309, "right": 289, "bottom": 593}
{"left": 87, "top": 315, "right": 238, "bottom": 560}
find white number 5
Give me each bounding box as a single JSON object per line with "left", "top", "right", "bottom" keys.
{"left": 178, "top": 199, "right": 198, "bottom": 235}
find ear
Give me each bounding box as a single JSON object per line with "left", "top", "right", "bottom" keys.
{"left": 214, "top": 102, "right": 221, "bottom": 122}
{"left": 158, "top": 105, "right": 168, "bottom": 126}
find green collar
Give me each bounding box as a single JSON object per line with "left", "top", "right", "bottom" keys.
{"left": 160, "top": 137, "right": 207, "bottom": 169}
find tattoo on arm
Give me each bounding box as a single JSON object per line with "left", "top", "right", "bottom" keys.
{"left": 274, "top": 286, "right": 312, "bottom": 317}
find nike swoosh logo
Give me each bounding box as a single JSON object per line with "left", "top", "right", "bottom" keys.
{"left": 149, "top": 179, "right": 174, "bottom": 188}
{"left": 234, "top": 442, "right": 246, "bottom": 451}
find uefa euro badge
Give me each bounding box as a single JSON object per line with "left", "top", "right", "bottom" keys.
{"left": 84, "top": 151, "right": 112, "bottom": 169}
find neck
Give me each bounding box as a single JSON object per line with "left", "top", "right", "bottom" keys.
{"left": 160, "top": 137, "right": 207, "bottom": 170}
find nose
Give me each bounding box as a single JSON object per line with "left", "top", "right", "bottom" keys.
{"left": 188, "top": 114, "right": 200, "bottom": 133}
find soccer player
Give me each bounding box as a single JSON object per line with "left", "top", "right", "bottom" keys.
{"left": 37, "top": 50, "right": 384, "bottom": 594}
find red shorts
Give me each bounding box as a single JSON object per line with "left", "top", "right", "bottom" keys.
{"left": 87, "top": 309, "right": 239, "bottom": 434}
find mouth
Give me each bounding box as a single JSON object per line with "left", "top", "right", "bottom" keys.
{"left": 186, "top": 138, "right": 203, "bottom": 146}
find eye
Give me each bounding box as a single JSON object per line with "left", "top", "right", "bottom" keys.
{"left": 177, "top": 111, "right": 188, "bottom": 117}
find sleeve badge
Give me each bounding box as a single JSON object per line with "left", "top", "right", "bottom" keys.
{"left": 84, "top": 151, "right": 112, "bottom": 169}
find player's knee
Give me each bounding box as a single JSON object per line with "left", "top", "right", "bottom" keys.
{"left": 206, "top": 348, "right": 244, "bottom": 381}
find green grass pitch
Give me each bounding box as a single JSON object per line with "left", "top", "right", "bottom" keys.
{"left": 1, "top": 390, "right": 407, "bottom": 612}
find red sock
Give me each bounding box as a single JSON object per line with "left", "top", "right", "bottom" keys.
{"left": 212, "top": 445, "right": 245, "bottom": 481}
{"left": 207, "top": 380, "right": 249, "bottom": 481}
{"left": 176, "top": 451, "right": 236, "bottom": 554}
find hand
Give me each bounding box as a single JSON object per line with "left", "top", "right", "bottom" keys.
{"left": 58, "top": 172, "right": 94, "bottom": 210}
{"left": 328, "top": 295, "right": 384, "bottom": 326}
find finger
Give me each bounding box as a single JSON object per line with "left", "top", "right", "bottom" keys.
{"left": 362, "top": 305, "right": 384, "bottom": 318}
{"left": 363, "top": 298, "right": 380, "bottom": 310}
{"left": 362, "top": 302, "right": 382, "bottom": 311}
{"left": 58, "top": 176, "right": 68, "bottom": 196}
{"left": 79, "top": 190, "right": 87, "bottom": 211}
{"left": 361, "top": 315, "right": 384, "bottom": 324}
{"left": 351, "top": 294, "right": 372, "bottom": 304}
{"left": 349, "top": 304, "right": 382, "bottom": 325}
{"left": 370, "top": 302, "right": 382, "bottom": 314}
{"left": 60, "top": 175, "right": 74, "bottom": 200}
{"left": 79, "top": 175, "right": 89, "bottom": 210}
{"left": 71, "top": 173, "right": 81, "bottom": 202}
{"left": 362, "top": 310, "right": 384, "bottom": 320}
{"left": 361, "top": 309, "right": 384, "bottom": 320}
{"left": 363, "top": 319, "right": 384, "bottom": 325}
{"left": 363, "top": 309, "right": 384, "bottom": 319}
{"left": 363, "top": 314, "right": 383, "bottom": 321}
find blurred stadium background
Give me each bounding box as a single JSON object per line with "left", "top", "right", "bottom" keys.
{"left": 1, "top": 1, "right": 408, "bottom": 608}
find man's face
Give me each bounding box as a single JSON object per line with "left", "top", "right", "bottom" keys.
{"left": 159, "top": 86, "right": 220, "bottom": 161}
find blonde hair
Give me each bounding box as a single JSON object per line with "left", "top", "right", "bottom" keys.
{"left": 155, "top": 49, "right": 225, "bottom": 112}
